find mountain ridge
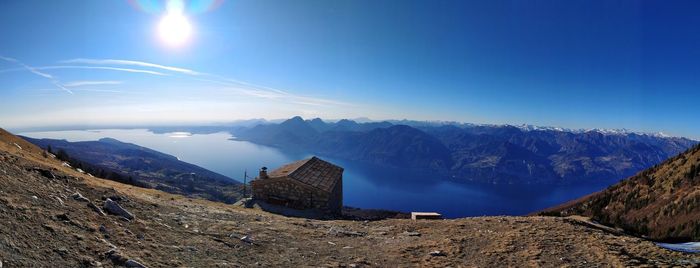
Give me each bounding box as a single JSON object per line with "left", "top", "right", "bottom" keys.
{"left": 21, "top": 136, "right": 243, "bottom": 204}
{"left": 542, "top": 143, "right": 700, "bottom": 242}
{"left": 233, "top": 117, "right": 697, "bottom": 184}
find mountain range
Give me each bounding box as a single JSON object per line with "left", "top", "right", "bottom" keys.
{"left": 233, "top": 116, "right": 698, "bottom": 184}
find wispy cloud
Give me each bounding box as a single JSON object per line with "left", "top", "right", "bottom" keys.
{"left": 198, "top": 78, "right": 350, "bottom": 107}
{"left": 0, "top": 66, "right": 168, "bottom": 76}
{"left": 62, "top": 58, "right": 350, "bottom": 107}
{"left": 0, "top": 56, "right": 51, "bottom": 79}
{"left": 31, "top": 87, "right": 126, "bottom": 94}
{"left": 61, "top": 58, "right": 200, "bottom": 75}
{"left": 3, "top": 56, "right": 349, "bottom": 106}
{"left": 0, "top": 56, "right": 73, "bottom": 94}
{"left": 71, "top": 88, "right": 125, "bottom": 93}
{"left": 63, "top": 80, "right": 123, "bottom": 88}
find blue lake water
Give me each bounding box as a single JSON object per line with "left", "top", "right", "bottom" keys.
{"left": 655, "top": 242, "right": 700, "bottom": 253}
{"left": 20, "top": 129, "right": 615, "bottom": 218}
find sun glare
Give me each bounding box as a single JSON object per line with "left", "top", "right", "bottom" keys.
{"left": 158, "top": 11, "right": 192, "bottom": 47}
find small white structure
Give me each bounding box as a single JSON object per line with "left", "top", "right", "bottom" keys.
{"left": 411, "top": 212, "right": 442, "bottom": 220}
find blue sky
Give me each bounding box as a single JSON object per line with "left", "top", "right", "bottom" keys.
{"left": 0, "top": 0, "right": 699, "bottom": 139}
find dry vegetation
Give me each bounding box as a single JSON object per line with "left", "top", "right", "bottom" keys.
{"left": 546, "top": 143, "right": 700, "bottom": 242}
{"left": 0, "top": 128, "right": 698, "bottom": 267}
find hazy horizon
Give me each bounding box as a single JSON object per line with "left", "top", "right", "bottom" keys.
{"left": 2, "top": 0, "right": 699, "bottom": 139}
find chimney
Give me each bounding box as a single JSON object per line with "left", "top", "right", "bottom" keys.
{"left": 259, "top": 167, "right": 268, "bottom": 179}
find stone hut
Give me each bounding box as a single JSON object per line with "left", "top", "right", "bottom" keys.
{"left": 251, "top": 156, "right": 343, "bottom": 214}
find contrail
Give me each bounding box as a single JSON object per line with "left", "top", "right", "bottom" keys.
{"left": 0, "top": 56, "right": 73, "bottom": 94}
{"left": 62, "top": 58, "right": 200, "bottom": 75}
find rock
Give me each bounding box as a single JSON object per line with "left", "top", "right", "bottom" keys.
{"left": 328, "top": 227, "right": 366, "bottom": 237}
{"left": 103, "top": 198, "right": 134, "bottom": 220}
{"left": 31, "top": 195, "right": 38, "bottom": 200}
{"left": 403, "top": 231, "right": 421, "bottom": 237}
{"left": 54, "top": 247, "right": 69, "bottom": 256}
{"left": 31, "top": 168, "right": 55, "bottom": 179}
{"left": 429, "top": 250, "right": 446, "bottom": 257}
{"left": 100, "top": 238, "right": 116, "bottom": 249}
{"left": 105, "top": 249, "right": 146, "bottom": 267}
{"left": 42, "top": 223, "right": 56, "bottom": 233}
{"left": 349, "top": 258, "right": 370, "bottom": 267}
{"left": 240, "top": 235, "right": 253, "bottom": 244}
{"left": 79, "top": 257, "right": 102, "bottom": 268}
{"left": 55, "top": 213, "right": 70, "bottom": 222}
{"left": 0, "top": 259, "right": 3, "bottom": 268}
{"left": 72, "top": 192, "right": 90, "bottom": 202}
{"left": 125, "top": 259, "right": 148, "bottom": 268}
{"left": 233, "top": 197, "right": 253, "bottom": 207}
{"left": 73, "top": 233, "right": 85, "bottom": 241}
{"left": 55, "top": 196, "right": 64, "bottom": 206}
{"left": 88, "top": 202, "right": 106, "bottom": 216}
{"left": 105, "top": 249, "right": 128, "bottom": 264}
{"left": 106, "top": 195, "right": 126, "bottom": 202}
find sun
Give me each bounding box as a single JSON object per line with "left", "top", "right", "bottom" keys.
{"left": 158, "top": 11, "right": 192, "bottom": 47}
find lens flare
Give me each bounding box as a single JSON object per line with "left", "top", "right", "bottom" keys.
{"left": 158, "top": 11, "right": 192, "bottom": 47}
{"left": 129, "top": 0, "right": 224, "bottom": 14}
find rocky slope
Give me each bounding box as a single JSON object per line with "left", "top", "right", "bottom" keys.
{"left": 22, "top": 137, "right": 243, "bottom": 204}
{"left": 544, "top": 143, "right": 700, "bottom": 242}
{"left": 1, "top": 128, "right": 698, "bottom": 267}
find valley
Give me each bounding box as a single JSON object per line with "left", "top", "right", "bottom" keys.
{"left": 19, "top": 128, "right": 615, "bottom": 218}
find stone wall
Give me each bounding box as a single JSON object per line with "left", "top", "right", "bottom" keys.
{"left": 327, "top": 175, "right": 342, "bottom": 214}
{"left": 251, "top": 176, "right": 340, "bottom": 213}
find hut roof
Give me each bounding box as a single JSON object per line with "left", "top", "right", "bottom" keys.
{"left": 268, "top": 156, "right": 343, "bottom": 193}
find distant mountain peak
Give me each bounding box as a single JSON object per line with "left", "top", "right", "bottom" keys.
{"left": 512, "top": 124, "right": 687, "bottom": 140}
{"left": 281, "top": 116, "right": 311, "bottom": 128}
{"left": 98, "top": 137, "right": 124, "bottom": 144}
{"left": 288, "top": 116, "right": 305, "bottom": 122}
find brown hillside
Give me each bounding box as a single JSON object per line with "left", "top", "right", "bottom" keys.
{"left": 546, "top": 143, "right": 700, "bottom": 241}
{"left": 0, "top": 128, "right": 698, "bottom": 267}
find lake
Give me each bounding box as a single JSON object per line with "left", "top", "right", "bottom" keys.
{"left": 20, "top": 129, "right": 614, "bottom": 218}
